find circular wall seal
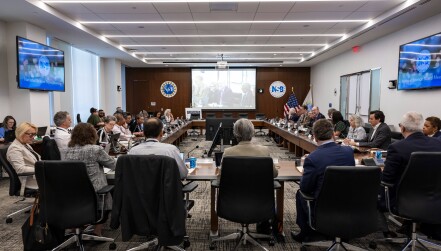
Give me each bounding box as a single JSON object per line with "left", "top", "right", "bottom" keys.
{"left": 269, "top": 81, "right": 286, "bottom": 98}
{"left": 160, "top": 81, "right": 177, "bottom": 98}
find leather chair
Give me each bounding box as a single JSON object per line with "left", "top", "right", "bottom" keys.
{"left": 76, "top": 113, "right": 81, "bottom": 123}
{"left": 300, "top": 166, "right": 381, "bottom": 250}
{"left": 255, "top": 113, "right": 266, "bottom": 136}
{"left": 391, "top": 131, "right": 404, "bottom": 143}
{"left": 41, "top": 136, "right": 61, "bottom": 160}
{"left": 111, "top": 155, "right": 197, "bottom": 251}
{"left": 35, "top": 160, "right": 116, "bottom": 250}
{"left": 382, "top": 152, "right": 441, "bottom": 250}
{"left": 209, "top": 156, "right": 275, "bottom": 250}
{"left": 238, "top": 113, "right": 248, "bottom": 119}
{"left": 0, "top": 146, "right": 35, "bottom": 224}
{"left": 206, "top": 113, "right": 216, "bottom": 119}
{"left": 223, "top": 113, "right": 232, "bottom": 118}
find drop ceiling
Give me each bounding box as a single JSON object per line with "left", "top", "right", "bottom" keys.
{"left": 1, "top": 0, "right": 440, "bottom": 67}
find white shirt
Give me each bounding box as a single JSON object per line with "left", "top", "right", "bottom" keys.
{"left": 112, "top": 124, "right": 132, "bottom": 141}
{"left": 129, "top": 138, "right": 188, "bottom": 179}
{"left": 370, "top": 122, "right": 381, "bottom": 141}
{"left": 54, "top": 127, "right": 70, "bottom": 150}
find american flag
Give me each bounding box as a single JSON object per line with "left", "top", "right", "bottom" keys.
{"left": 284, "top": 93, "right": 299, "bottom": 117}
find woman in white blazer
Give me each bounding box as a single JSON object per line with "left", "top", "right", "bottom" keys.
{"left": 7, "top": 122, "right": 40, "bottom": 189}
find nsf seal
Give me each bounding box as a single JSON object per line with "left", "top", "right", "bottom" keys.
{"left": 269, "top": 81, "right": 286, "bottom": 98}
{"left": 160, "top": 81, "right": 177, "bottom": 98}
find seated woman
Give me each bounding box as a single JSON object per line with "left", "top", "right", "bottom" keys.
{"left": 346, "top": 114, "right": 367, "bottom": 141}
{"left": 112, "top": 114, "right": 132, "bottom": 141}
{"left": 97, "top": 115, "right": 116, "bottom": 144}
{"left": 332, "top": 111, "right": 348, "bottom": 138}
{"left": 6, "top": 122, "right": 40, "bottom": 190}
{"left": 0, "top": 115, "right": 17, "bottom": 142}
{"left": 65, "top": 123, "right": 115, "bottom": 236}
{"left": 423, "top": 116, "right": 441, "bottom": 137}
{"left": 164, "top": 109, "right": 174, "bottom": 123}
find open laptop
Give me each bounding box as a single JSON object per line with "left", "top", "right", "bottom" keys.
{"left": 36, "top": 126, "right": 48, "bottom": 137}
{"left": 4, "top": 130, "right": 16, "bottom": 142}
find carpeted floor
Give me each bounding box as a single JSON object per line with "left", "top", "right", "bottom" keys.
{"left": 0, "top": 130, "right": 438, "bottom": 250}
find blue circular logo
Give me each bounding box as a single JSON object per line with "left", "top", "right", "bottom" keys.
{"left": 416, "top": 49, "right": 431, "bottom": 73}
{"left": 269, "top": 81, "right": 286, "bottom": 98}
{"left": 160, "top": 81, "right": 177, "bottom": 98}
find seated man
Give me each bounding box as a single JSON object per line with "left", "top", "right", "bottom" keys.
{"left": 222, "top": 118, "right": 278, "bottom": 178}
{"left": 112, "top": 114, "right": 132, "bottom": 141}
{"left": 87, "top": 107, "right": 104, "bottom": 129}
{"left": 344, "top": 110, "right": 391, "bottom": 149}
{"left": 308, "top": 106, "right": 326, "bottom": 127}
{"left": 53, "top": 111, "right": 72, "bottom": 150}
{"left": 129, "top": 118, "right": 188, "bottom": 179}
{"left": 292, "top": 119, "right": 355, "bottom": 242}
{"left": 130, "top": 114, "right": 144, "bottom": 136}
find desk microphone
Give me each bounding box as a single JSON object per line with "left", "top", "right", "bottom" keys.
{"left": 188, "top": 145, "right": 199, "bottom": 158}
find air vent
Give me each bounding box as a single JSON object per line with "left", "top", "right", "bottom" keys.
{"left": 209, "top": 2, "right": 238, "bottom": 11}
{"left": 127, "top": 48, "right": 137, "bottom": 52}
{"left": 419, "top": 0, "right": 431, "bottom": 5}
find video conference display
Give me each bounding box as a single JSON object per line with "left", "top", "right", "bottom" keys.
{"left": 191, "top": 68, "right": 256, "bottom": 110}
{"left": 17, "top": 36, "right": 65, "bottom": 92}
{"left": 398, "top": 32, "right": 441, "bottom": 90}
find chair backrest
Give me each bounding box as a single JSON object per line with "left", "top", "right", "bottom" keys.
{"left": 396, "top": 152, "right": 441, "bottom": 224}
{"left": 391, "top": 131, "right": 404, "bottom": 143}
{"left": 255, "top": 113, "right": 265, "bottom": 120}
{"left": 217, "top": 156, "right": 274, "bottom": 224}
{"left": 223, "top": 113, "right": 232, "bottom": 118}
{"left": 41, "top": 137, "right": 61, "bottom": 160}
{"left": 363, "top": 123, "right": 371, "bottom": 134}
{"left": 0, "top": 146, "right": 22, "bottom": 196}
{"left": 111, "top": 155, "right": 186, "bottom": 245}
{"left": 35, "top": 161, "right": 98, "bottom": 229}
{"left": 314, "top": 166, "right": 381, "bottom": 239}
{"left": 238, "top": 113, "right": 248, "bottom": 119}
{"left": 76, "top": 113, "right": 81, "bottom": 123}
{"left": 206, "top": 113, "right": 216, "bottom": 118}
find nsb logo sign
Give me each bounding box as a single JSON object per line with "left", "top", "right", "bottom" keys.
{"left": 160, "top": 81, "right": 177, "bottom": 98}
{"left": 269, "top": 81, "right": 286, "bottom": 98}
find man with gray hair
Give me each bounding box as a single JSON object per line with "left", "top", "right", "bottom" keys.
{"left": 53, "top": 111, "right": 72, "bottom": 150}
{"left": 292, "top": 119, "right": 354, "bottom": 242}
{"left": 222, "top": 118, "right": 278, "bottom": 178}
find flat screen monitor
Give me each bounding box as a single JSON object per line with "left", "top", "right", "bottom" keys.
{"left": 205, "top": 118, "right": 236, "bottom": 144}
{"left": 397, "top": 32, "right": 441, "bottom": 90}
{"left": 191, "top": 68, "right": 256, "bottom": 110}
{"left": 16, "top": 36, "right": 65, "bottom": 92}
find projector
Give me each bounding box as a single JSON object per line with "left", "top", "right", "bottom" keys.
{"left": 216, "top": 60, "right": 228, "bottom": 69}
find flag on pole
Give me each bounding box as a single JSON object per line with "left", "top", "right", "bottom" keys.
{"left": 303, "top": 88, "right": 313, "bottom": 111}
{"left": 284, "top": 92, "right": 299, "bottom": 117}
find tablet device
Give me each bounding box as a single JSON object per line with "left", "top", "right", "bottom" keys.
{"left": 37, "top": 126, "right": 48, "bottom": 137}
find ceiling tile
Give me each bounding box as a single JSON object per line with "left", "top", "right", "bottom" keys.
{"left": 47, "top": 3, "right": 92, "bottom": 14}
{"left": 161, "top": 13, "right": 194, "bottom": 21}
{"left": 195, "top": 23, "right": 252, "bottom": 31}
{"left": 192, "top": 12, "right": 255, "bottom": 21}
{"left": 345, "top": 11, "right": 383, "bottom": 20}
{"left": 291, "top": 2, "right": 365, "bottom": 12}
{"left": 257, "top": 2, "right": 294, "bottom": 13}
{"left": 188, "top": 3, "right": 210, "bottom": 12}
{"left": 83, "top": 3, "right": 157, "bottom": 14}
{"left": 249, "top": 23, "right": 280, "bottom": 30}
{"left": 153, "top": 3, "right": 191, "bottom": 13}
{"left": 167, "top": 23, "right": 197, "bottom": 30}
{"left": 237, "top": 2, "right": 259, "bottom": 13}
{"left": 357, "top": 0, "right": 405, "bottom": 12}
{"left": 96, "top": 13, "right": 163, "bottom": 21}
{"left": 284, "top": 11, "right": 352, "bottom": 20}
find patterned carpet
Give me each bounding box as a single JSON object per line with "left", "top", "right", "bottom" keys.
{"left": 0, "top": 130, "right": 438, "bottom": 250}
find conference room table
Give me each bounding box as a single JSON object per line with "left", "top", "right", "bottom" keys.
{"left": 190, "top": 119, "right": 265, "bottom": 135}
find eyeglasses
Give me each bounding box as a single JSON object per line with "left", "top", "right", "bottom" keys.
{"left": 398, "top": 123, "right": 402, "bottom": 128}
{"left": 24, "top": 133, "right": 36, "bottom": 137}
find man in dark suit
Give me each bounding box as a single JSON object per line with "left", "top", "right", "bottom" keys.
{"left": 292, "top": 119, "right": 355, "bottom": 242}
{"left": 308, "top": 106, "right": 326, "bottom": 127}
{"left": 380, "top": 112, "right": 441, "bottom": 239}
{"left": 345, "top": 110, "right": 391, "bottom": 149}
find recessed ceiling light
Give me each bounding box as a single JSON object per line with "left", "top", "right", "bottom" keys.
{"left": 44, "top": 0, "right": 363, "bottom": 2}
{"left": 133, "top": 51, "right": 314, "bottom": 54}
{"left": 105, "top": 34, "right": 344, "bottom": 38}
{"left": 123, "top": 44, "right": 325, "bottom": 47}
{"left": 80, "top": 20, "right": 369, "bottom": 24}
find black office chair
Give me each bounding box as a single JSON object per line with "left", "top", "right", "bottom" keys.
{"left": 206, "top": 113, "right": 216, "bottom": 119}
{"left": 363, "top": 123, "right": 372, "bottom": 134}
{"left": 255, "top": 113, "right": 266, "bottom": 136}
{"left": 209, "top": 156, "right": 275, "bottom": 250}
{"left": 300, "top": 166, "right": 381, "bottom": 250}
{"left": 382, "top": 152, "right": 441, "bottom": 250}
{"left": 223, "top": 113, "right": 233, "bottom": 118}
{"left": 391, "top": 131, "right": 404, "bottom": 143}
{"left": 35, "top": 160, "right": 116, "bottom": 250}
{"left": 41, "top": 136, "right": 61, "bottom": 160}
{"left": 76, "top": 113, "right": 81, "bottom": 123}
{"left": 0, "top": 147, "right": 35, "bottom": 224}
{"left": 238, "top": 113, "right": 248, "bottom": 119}
{"left": 111, "top": 155, "right": 197, "bottom": 251}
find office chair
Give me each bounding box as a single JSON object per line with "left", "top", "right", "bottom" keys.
{"left": 76, "top": 113, "right": 81, "bottom": 123}
{"left": 300, "top": 166, "right": 381, "bottom": 251}
{"left": 209, "top": 156, "right": 275, "bottom": 250}
{"left": 0, "top": 147, "right": 35, "bottom": 224}
{"left": 363, "top": 123, "right": 372, "bottom": 134}
{"left": 206, "top": 113, "right": 216, "bottom": 119}
{"left": 382, "top": 152, "right": 441, "bottom": 250}
{"left": 223, "top": 113, "right": 233, "bottom": 118}
{"left": 111, "top": 155, "right": 197, "bottom": 251}
{"left": 35, "top": 160, "right": 116, "bottom": 250}
{"left": 41, "top": 137, "right": 61, "bottom": 160}
{"left": 255, "top": 113, "right": 266, "bottom": 136}
{"left": 238, "top": 113, "right": 248, "bottom": 119}
{"left": 391, "top": 131, "right": 404, "bottom": 143}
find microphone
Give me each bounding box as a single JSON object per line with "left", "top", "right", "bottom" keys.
{"left": 188, "top": 145, "right": 199, "bottom": 158}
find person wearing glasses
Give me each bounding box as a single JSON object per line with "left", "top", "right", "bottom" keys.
{"left": 6, "top": 122, "right": 40, "bottom": 190}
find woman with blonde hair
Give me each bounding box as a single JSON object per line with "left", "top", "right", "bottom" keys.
{"left": 346, "top": 114, "right": 367, "bottom": 140}
{"left": 164, "top": 109, "right": 174, "bottom": 123}
{"left": 7, "top": 122, "right": 40, "bottom": 189}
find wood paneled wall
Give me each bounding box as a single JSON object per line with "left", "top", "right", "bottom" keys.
{"left": 125, "top": 67, "right": 310, "bottom": 119}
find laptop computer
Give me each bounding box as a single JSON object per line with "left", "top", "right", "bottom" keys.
{"left": 36, "top": 126, "right": 48, "bottom": 137}
{"left": 4, "top": 130, "right": 16, "bottom": 142}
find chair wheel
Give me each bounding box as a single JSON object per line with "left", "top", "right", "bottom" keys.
{"left": 209, "top": 243, "right": 216, "bottom": 250}
{"left": 183, "top": 239, "right": 190, "bottom": 248}
{"left": 109, "top": 242, "right": 116, "bottom": 250}
{"left": 6, "top": 218, "right": 12, "bottom": 224}
{"left": 269, "top": 238, "right": 275, "bottom": 246}
{"left": 369, "top": 241, "right": 377, "bottom": 249}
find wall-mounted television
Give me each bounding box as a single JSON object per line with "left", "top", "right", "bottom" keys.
{"left": 397, "top": 32, "right": 441, "bottom": 90}
{"left": 16, "top": 36, "right": 65, "bottom": 92}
